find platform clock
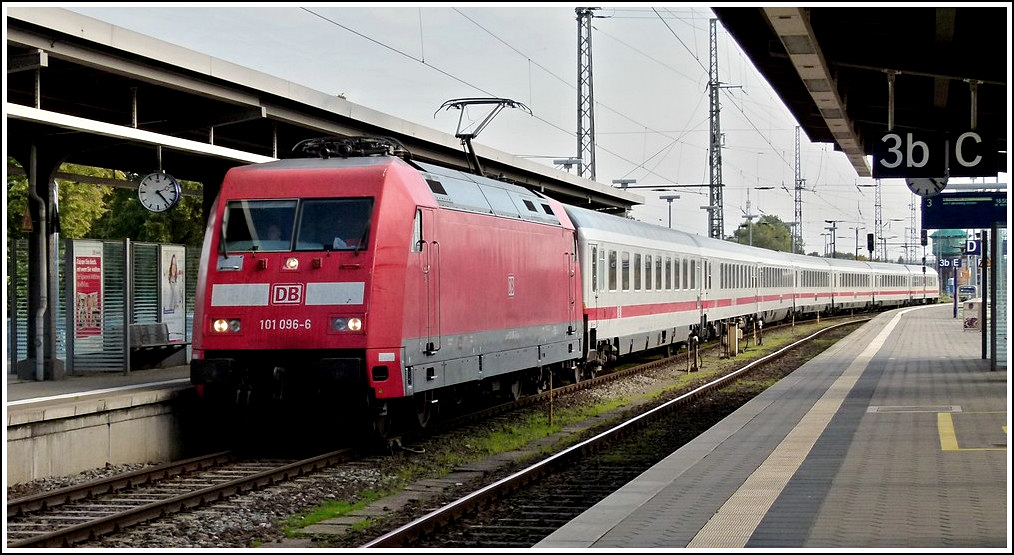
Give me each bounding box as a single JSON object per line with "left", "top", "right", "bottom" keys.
{"left": 138, "top": 172, "right": 182, "bottom": 212}
{"left": 905, "top": 176, "right": 947, "bottom": 197}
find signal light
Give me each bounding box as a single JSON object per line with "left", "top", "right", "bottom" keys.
{"left": 330, "top": 316, "right": 363, "bottom": 332}
{"left": 212, "top": 318, "right": 241, "bottom": 333}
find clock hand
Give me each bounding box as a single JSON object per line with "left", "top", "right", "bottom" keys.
{"left": 156, "top": 190, "right": 170, "bottom": 203}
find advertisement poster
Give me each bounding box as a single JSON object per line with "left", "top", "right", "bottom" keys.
{"left": 160, "top": 245, "right": 186, "bottom": 343}
{"left": 74, "top": 240, "right": 104, "bottom": 353}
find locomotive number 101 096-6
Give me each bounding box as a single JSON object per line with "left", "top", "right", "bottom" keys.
{"left": 259, "top": 319, "right": 312, "bottom": 330}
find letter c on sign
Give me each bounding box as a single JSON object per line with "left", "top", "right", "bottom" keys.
{"left": 955, "top": 132, "right": 982, "bottom": 168}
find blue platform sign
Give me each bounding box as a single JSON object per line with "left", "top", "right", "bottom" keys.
{"left": 921, "top": 191, "right": 1007, "bottom": 230}
{"left": 965, "top": 239, "right": 982, "bottom": 256}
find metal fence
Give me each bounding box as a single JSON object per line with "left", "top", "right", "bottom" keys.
{"left": 8, "top": 238, "right": 199, "bottom": 375}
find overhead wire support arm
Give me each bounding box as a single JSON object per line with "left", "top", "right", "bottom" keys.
{"left": 613, "top": 183, "right": 713, "bottom": 189}
{"left": 436, "top": 97, "right": 532, "bottom": 177}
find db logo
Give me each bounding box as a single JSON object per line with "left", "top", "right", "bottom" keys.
{"left": 272, "top": 284, "right": 303, "bottom": 304}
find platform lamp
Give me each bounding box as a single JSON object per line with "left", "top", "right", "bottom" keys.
{"left": 612, "top": 178, "right": 637, "bottom": 189}
{"left": 659, "top": 195, "right": 681, "bottom": 229}
{"left": 553, "top": 158, "right": 583, "bottom": 173}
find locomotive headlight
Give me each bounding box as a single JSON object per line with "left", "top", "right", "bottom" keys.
{"left": 212, "top": 318, "right": 241, "bottom": 333}
{"left": 331, "top": 316, "right": 363, "bottom": 332}
{"left": 283, "top": 257, "right": 299, "bottom": 270}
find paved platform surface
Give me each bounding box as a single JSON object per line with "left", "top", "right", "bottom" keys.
{"left": 6, "top": 365, "right": 190, "bottom": 405}
{"left": 536, "top": 304, "right": 1009, "bottom": 549}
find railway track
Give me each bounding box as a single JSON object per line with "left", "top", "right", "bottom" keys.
{"left": 6, "top": 449, "right": 359, "bottom": 548}
{"left": 360, "top": 319, "right": 864, "bottom": 548}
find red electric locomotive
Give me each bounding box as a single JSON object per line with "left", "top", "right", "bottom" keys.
{"left": 191, "top": 137, "right": 582, "bottom": 436}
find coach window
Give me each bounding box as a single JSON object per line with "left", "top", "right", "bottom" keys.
{"left": 608, "top": 250, "right": 618, "bottom": 291}
{"left": 622, "top": 252, "right": 631, "bottom": 291}
{"left": 665, "top": 257, "right": 672, "bottom": 290}
{"left": 690, "top": 259, "right": 697, "bottom": 290}
{"left": 634, "top": 253, "right": 642, "bottom": 291}
{"left": 590, "top": 245, "right": 598, "bottom": 292}
{"left": 655, "top": 256, "right": 663, "bottom": 290}
{"left": 645, "top": 255, "right": 653, "bottom": 290}
{"left": 598, "top": 247, "right": 607, "bottom": 292}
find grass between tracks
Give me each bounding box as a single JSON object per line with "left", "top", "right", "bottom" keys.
{"left": 277, "top": 318, "right": 848, "bottom": 541}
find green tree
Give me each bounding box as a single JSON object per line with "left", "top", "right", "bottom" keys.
{"left": 731, "top": 214, "right": 794, "bottom": 252}
{"left": 90, "top": 186, "right": 205, "bottom": 245}
{"left": 7, "top": 160, "right": 112, "bottom": 241}
{"left": 7, "top": 159, "right": 205, "bottom": 246}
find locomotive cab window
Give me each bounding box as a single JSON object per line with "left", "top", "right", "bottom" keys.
{"left": 297, "top": 198, "right": 373, "bottom": 251}
{"left": 222, "top": 199, "right": 297, "bottom": 252}
{"left": 221, "top": 198, "right": 373, "bottom": 252}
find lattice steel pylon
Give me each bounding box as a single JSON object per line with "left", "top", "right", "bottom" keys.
{"left": 875, "top": 178, "right": 884, "bottom": 261}
{"left": 908, "top": 193, "right": 917, "bottom": 264}
{"left": 707, "top": 18, "right": 725, "bottom": 240}
{"left": 576, "top": 7, "right": 598, "bottom": 181}
{"left": 793, "top": 126, "right": 804, "bottom": 253}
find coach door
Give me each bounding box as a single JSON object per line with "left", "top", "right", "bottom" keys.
{"left": 417, "top": 208, "right": 441, "bottom": 354}
{"left": 567, "top": 241, "right": 578, "bottom": 335}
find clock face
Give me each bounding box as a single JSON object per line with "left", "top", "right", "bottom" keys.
{"left": 905, "top": 177, "right": 947, "bottom": 197}
{"left": 138, "top": 172, "right": 182, "bottom": 212}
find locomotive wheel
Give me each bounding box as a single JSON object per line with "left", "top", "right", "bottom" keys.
{"left": 372, "top": 414, "right": 392, "bottom": 440}
{"left": 414, "top": 392, "right": 434, "bottom": 429}
{"left": 371, "top": 400, "right": 393, "bottom": 440}
{"left": 509, "top": 378, "right": 523, "bottom": 401}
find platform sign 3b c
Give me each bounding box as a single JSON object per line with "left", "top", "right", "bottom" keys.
{"left": 873, "top": 130, "right": 997, "bottom": 178}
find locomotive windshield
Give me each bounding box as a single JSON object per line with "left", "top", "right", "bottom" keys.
{"left": 221, "top": 198, "right": 373, "bottom": 252}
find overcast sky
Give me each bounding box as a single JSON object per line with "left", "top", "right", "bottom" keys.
{"left": 63, "top": 3, "right": 1007, "bottom": 260}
